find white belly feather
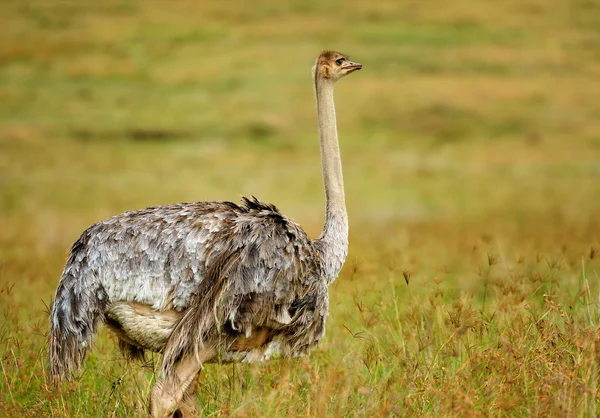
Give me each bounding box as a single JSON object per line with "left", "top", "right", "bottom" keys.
{"left": 105, "top": 302, "right": 281, "bottom": 363}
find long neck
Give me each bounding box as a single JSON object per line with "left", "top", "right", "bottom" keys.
{"left": 314, "top": 78, "right": 348, "bottom": 283}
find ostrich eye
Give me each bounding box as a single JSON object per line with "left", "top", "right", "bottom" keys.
{"left": 335, "top": 58, "right": 345, "bottom": 65}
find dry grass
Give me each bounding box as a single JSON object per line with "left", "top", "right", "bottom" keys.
{"left": 1, "top": 0, "right": 600, "bottom": 416}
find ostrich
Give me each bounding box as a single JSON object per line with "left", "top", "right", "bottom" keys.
{"left": 49, "top": 50, "right": 361, "bottom": 417}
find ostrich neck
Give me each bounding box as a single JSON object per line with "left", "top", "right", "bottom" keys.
{"left": 314, "top": 80, "right": 348, "bottom": 283}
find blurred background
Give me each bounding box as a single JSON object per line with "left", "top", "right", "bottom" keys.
{"left": 2, "top": 0, "right": 599, "bottom": 285}
{"left": 1, "top": 0, "right": 600, "bottom": 415}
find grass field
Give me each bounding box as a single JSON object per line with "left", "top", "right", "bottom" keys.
{"left": 1, "top": 0, "right": 600, "bottom": 416}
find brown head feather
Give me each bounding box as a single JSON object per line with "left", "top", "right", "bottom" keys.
{"left": 313, "top": 50, "right": 352, "bottom": 82}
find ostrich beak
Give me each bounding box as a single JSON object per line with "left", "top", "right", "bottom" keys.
{"left": 344, "top": 61, "right": 362, "bottom": 74}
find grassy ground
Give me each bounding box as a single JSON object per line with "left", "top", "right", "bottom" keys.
{"left": 1, "top": 0, "right": 600, "bottom": 416}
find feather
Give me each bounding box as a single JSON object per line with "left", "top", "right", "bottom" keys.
{"left": 50, "top": 198, "right": 333, "bottom": 377}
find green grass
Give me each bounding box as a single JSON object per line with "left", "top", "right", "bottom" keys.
{"left": 1, "top": 0, "right": 600, "bottom": 416}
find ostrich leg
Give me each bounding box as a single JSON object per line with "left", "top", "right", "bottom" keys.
{"left": 150, "top": 347, "right": 216, "bottom": 418}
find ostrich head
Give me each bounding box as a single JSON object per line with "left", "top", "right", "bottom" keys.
{"left": 313, "top": 51, "right": 362, "bottom": 83}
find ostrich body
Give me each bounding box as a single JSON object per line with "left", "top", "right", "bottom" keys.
{"left": 49, "top": 51, "right": 361, "bottom": 417}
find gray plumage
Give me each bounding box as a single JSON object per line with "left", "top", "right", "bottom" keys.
{"left": 49, "top": 197, "right": 346, "bottom": 377}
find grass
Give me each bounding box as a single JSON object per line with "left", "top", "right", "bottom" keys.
{"left": 1, "top": 0, "right": 600, "bottom": 416}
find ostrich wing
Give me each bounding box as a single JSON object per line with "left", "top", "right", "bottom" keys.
{"left": 70, "top": 198, "right": 309, "bottom": 310}
{"left": 160, "top": 197, "right": 328, "bottom": 375}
